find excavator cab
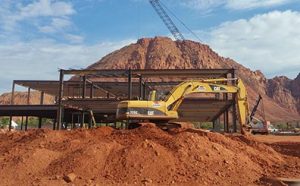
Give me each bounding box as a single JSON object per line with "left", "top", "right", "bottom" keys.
{"left": 148, "top": 90, "right": 157, "bottom": 101}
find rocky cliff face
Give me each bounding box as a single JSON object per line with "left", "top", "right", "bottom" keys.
{"left": 267, "top": 74, "right": 300, "bottom": 114}
{"left": 291, "top": 74, "right": 300, "bottom": 113}
{"left": 88, "top": 37, "right": 300, "bottom": 121}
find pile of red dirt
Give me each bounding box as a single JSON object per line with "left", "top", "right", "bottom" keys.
{"left": 0, "top": 125, "right": 299, "bottom": 185}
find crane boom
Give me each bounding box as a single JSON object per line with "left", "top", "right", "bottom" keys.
{"left": 149, "top": 0, "right": 185, "bottom": 40}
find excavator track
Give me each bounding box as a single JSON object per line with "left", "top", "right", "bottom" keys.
{"left": 128, "top": 121, "right": 194, "bottom": 130}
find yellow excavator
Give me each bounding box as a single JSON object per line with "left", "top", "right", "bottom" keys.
{"left": 116, "top": 78, "right": 250, "bottom": 132}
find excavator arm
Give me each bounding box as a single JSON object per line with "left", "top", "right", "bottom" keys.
{"left": 164, "top": 79, "right": 239, "bottom": 110}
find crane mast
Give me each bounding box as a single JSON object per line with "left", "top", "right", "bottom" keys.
{"left": 149, "top": 0, "right": 185, "bottom": 41}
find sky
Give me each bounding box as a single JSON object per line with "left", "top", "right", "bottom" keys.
{"left": 0, "top": 0, "right": 300, "bottom": 93}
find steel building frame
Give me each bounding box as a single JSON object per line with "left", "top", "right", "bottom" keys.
{"left": 1, "top": 68, "right": 238, "bottom": 132}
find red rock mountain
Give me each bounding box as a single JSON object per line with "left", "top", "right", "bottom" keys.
{"left": 0, "top": 37, "right": 299, "bottom": 122}
{"left": 88, "top": 37, "right": 300, "bottom": 121}
{"left": 267, "top": 74, "right": 300, "bottom": 114}
{"left": 0, "top": 91, "right": 54, "bottom": 105}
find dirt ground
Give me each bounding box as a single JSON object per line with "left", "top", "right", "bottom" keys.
{"left": 254, "top": 135, "right": 300, "bottom": 143}
{"left": 0, "top": 126, "right": 299, "bottom": 186}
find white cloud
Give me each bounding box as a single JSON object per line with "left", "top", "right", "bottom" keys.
{"left": 182, "top": 0, "right": 225, "bottom": 12}
{"left": 0, "top": 39, "right": 135, "bottom": 93}
{"left": 207, "top": 10, "right": 300, "bottom": 78}
{"left": 226, "top": 0, "right": 293, "bottom": 9}
{"left": 0, "top": 0, "right": 76, "bottom": 35}
{"left": 19, "top": 0, "right": 75, "bottom": 18}
{"left": 182, "top": 0, "right": 296, "bottom": 11}
{"left": 64, "top": 34, "right": 85, "bottom": 43}
{"left": 38, "top": 18, "right": 72, "bottom": 33}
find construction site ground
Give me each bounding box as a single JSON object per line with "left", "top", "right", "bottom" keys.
{"left": 0, "top": 125, "right": 299, "bottom": 186}
{"left": 254, "top": 135, "right": 300, "bottom": 143}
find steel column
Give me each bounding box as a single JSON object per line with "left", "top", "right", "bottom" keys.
{"left": 24, "top": 87, "right": 31, "bottom": 131}
{"left": 90, "top": 84, "right": 94, "bottom": 98}
{"left": 88, "top": 113, "right": 92, "bottom": 129}
{"left": 232, "top": 97, "right": 237, "bottom": 133}
{"left": 139, "top": 75, "right": 143, "bottom": 99}
{"left": 38, "top": 117, "right": 42, "bottom": 128}
{"left": 71, "top": 113, "right": 74, "bottom": 129}
{"left": 128, "top": 68, "right": 132, "bottom": 100}
{"left": 53, "top": 118, "right": 56, "bottom": 130}
{"left": 80, "top": 76, "right": 87, "bottom": 128}
{"left": 82, "top": 76, "right": 86, "bottom": 99}
{"left": 9, "top": 116, "right": 12, "bottom": 131}
{"left": 143, "top": 82, "right": 147, "bottom": 100}
{"left": 231, "top": 69, "right": 237, "bottom": 132}
{"left": 223, "top": 93, "right": 229, "bottom": 132}
{"left": 21, "top": 116, "right": 24, "bottom": 130}
{"left": 56, "top": 69, "right": 64, "bottom": 130}
{"left": 27, "top": 87, "right": 31, "bottom": 105}
{"left": 40, "top": 91, "right": 44, "bottom": 105}
{"left": 38, "top": 91, "right": 45, "bottom": 129}
{"left": 80, "top": 112, "right": 85, "bottom": 128}
{"left": 213, "top": 94, "right": 220, "bottom": 131}
{"left": 11, "top": 81, "right": 15, "bottom": 105}
{"left": 25, "top": 116, "right": 28, "bottom": 131}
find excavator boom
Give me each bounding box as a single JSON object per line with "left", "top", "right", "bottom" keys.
{"left": 164, "top": 80, "right": 239, "bottom": 111}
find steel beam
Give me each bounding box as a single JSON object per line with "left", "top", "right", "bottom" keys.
{"left": 12, "top": 69, "right": 235, "bottom": 99}
{"left": 211, "top": 101, "right": 234, "bottom": 122}
{"left": 60, "top": 69, "right": 233, "bottom": 78}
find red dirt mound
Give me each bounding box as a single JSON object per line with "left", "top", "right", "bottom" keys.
{"left": 0, "top": 125, "right": 299, "bottom": 185}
